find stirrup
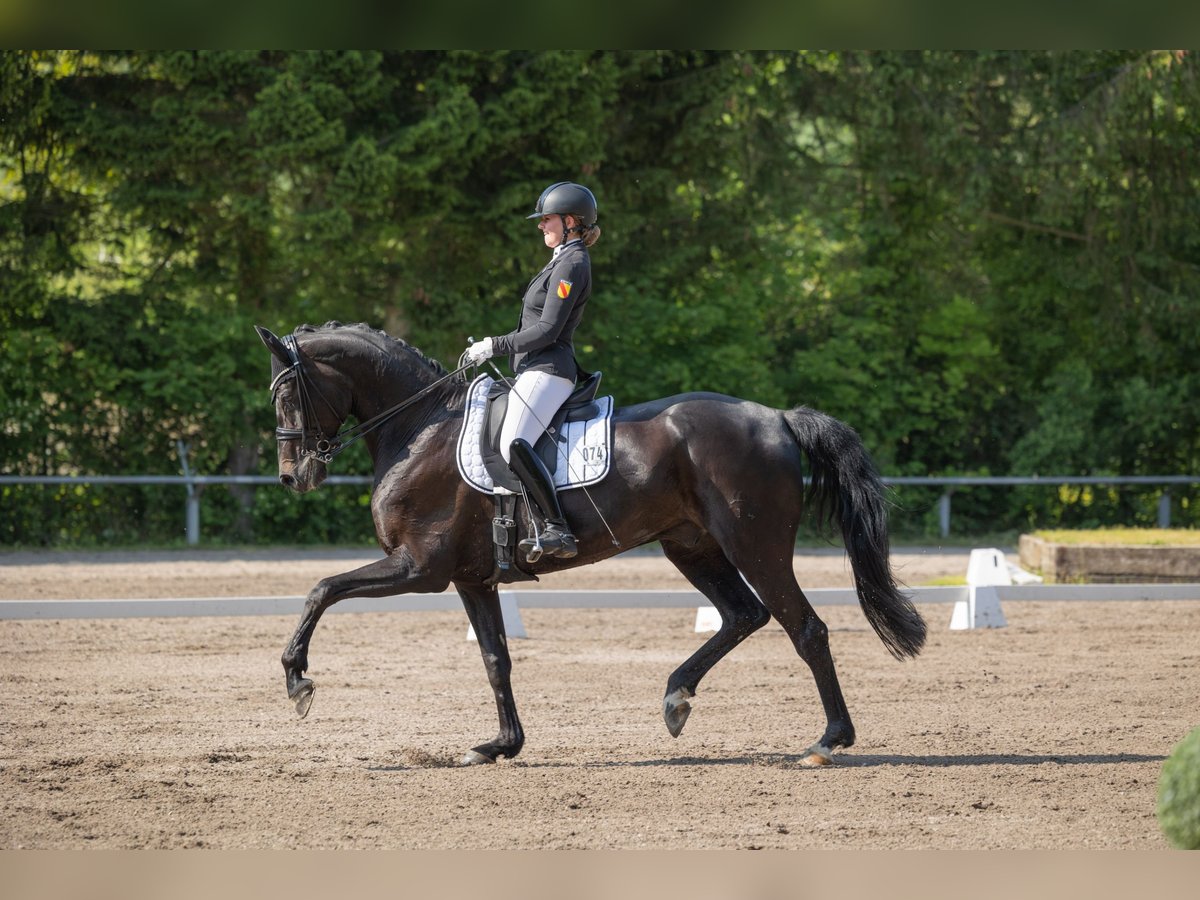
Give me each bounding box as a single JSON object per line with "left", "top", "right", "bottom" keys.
{"left": 519, "top": 523, "right": 577, "bottom": 562}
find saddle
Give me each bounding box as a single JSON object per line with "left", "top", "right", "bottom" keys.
{"left": 455, "top": 371, "right": 614, "bottom": 585}
{"left": 480, "top": 370, "right": 603, "bottom": 493}
{"left": 457, "top": 372, "right": 613, "bottom": 496}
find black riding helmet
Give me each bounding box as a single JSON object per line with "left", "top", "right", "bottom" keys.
{"left": 527, "top": 182, "right": 598, "bottom": 230}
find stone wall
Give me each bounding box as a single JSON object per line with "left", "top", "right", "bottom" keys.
{"left": 1019, "top": 535, "right": 1200, "bottom": 584}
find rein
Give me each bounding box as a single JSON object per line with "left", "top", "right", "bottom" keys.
{"left": 270, "top": 334, "right": 470, "bottom": 463}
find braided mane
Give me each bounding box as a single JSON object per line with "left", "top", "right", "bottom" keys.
{"left": 293, "top": 321, "right": 448, "bottom": 377}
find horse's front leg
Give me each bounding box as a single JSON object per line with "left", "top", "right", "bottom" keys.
{"left": 282, "top": 549, "right": 446, "bottom": 717}
{"left": 453, "top": 582, "right": 525, "bottom": 765}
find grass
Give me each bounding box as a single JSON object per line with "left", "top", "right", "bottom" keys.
{"left": 1032, "top": 528, "right": 1200, "bottom": 546}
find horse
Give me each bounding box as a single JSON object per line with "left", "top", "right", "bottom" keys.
{"left": 255, "top": 321, "right": 926, "bottom": 767}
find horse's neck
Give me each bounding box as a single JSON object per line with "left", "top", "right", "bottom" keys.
{"left": 342, "top": 350, "right": 464, "bottom": 464}
{"left": 349, "top": 357, "right": 436, "bottom": 422}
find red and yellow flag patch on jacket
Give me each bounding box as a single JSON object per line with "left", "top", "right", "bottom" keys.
{"left": 557, "top": 279, "right": 573, "bottom": 300}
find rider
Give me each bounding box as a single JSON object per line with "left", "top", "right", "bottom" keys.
{"left": 464, "top": 181, "right": 601, "bottom": 560}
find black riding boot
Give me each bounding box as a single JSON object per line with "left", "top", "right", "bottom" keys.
{"left": 508, "top": 438, "right": 577, "bottom": 562}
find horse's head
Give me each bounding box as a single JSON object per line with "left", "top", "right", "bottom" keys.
{"left": 256, "top": 325, "right": 354, "bottom": 493}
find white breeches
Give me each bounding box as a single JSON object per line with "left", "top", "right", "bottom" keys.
{"left": 499, "top": 369, "right": 576, "bottom": 463}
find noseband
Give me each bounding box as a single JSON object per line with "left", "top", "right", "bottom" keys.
{"left": 269, "top": 334, "right": 471, "bottom": 465}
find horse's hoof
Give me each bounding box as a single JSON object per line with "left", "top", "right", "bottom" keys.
{"left": 289, "top": 679, "right": 315, "bottom": 719}
{"left": 663, "top": 687, "right": 694, "bottom": 738}
{"left": 460, "top": 749, "right": 495, "bottom": 766}
{"left": 800, "top": 743, "right": 835, "bottom": 767}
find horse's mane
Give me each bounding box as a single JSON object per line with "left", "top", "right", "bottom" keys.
{"left": 294, "top": 321, "right": 448, "bottom": 377}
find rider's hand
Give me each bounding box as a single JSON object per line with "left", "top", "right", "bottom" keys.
{"left": 464, "top": 337, "right": 494, "bottom": 365}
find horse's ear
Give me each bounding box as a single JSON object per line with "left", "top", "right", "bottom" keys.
{"left": 255, "top": 326, "right": 292, "bottom": 365}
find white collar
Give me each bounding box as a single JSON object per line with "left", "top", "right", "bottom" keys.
{"left": 552, "top": 238, "right": 583, "bottom": 259}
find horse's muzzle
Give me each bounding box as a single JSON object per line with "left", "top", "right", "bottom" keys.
{"left": 278, "top": 460, "right": 325, "bottom": 494}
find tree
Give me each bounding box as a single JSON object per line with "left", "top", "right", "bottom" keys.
{"left": 3, "top": 51, "right": 1197, "bottom": 545}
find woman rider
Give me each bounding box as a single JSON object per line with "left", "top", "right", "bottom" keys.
{"left": 463, "top": 181, "right": 601, "bottom": 560}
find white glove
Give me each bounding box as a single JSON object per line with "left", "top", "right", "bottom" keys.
{"left": 465, "top": 337, "right": 494, "bottom": 365}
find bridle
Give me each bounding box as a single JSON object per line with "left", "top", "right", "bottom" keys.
{"left": 269, "top": 333, "right": 469, "bottom": 464}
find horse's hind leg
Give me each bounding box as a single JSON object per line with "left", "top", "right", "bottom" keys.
{"left": 735, "top": 561, "right": 855, "bottom": 767}
{"left": 660, "top": 539, "right": 771, "bottom": 738}
{"left": 455, "top": 583, "right": 525, "bottom": 765}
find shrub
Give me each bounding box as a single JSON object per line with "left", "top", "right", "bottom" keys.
{"left": 1157, "top": 726, "right": 1200, "bottom": 849}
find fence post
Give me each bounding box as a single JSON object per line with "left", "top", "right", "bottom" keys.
{"left": 177, "top": 440, "right": 200, "bottom": 546}
{"left": 938, "top": 492, "right": 952, "bottom": 537}
{"left": 1158, "top": 491, "right": 1171, "bottom": 529}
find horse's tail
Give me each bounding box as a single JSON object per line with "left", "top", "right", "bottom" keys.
{"left": 783, "top": 406, "right": 927, "bottom": 660}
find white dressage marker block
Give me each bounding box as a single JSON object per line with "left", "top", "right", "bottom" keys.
{"left": 694, "top": 606, "right": 722, "bottom": 633}
{"left": 1007, "top": 560, "right": 1043, "bottom": 585}
{"left": 950, "top": 547, "right": 1010, "bottom": 630}
{"left": 949, "top": 584, "right": 1007, "bottom": 630}
{"left": 466, "top": 591, "right": 527, "bottom": 640}
{"left": 966, "top": 547, "right": 1013, "bottom": 589}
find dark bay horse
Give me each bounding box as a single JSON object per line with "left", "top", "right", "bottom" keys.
{"left": 256, "top": 322, "right": 926, "bottom": 767}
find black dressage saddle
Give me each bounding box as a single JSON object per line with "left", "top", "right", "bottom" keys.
{"left": 478, "top": 370, "right": 603, "bottom": 494}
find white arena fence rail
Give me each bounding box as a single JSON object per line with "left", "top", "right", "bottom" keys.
{"left": 2, "top": 585, "right": 1198, "bottom": 625}
{"left": 1, "top": 473, "right": 1197, "bottom": 543}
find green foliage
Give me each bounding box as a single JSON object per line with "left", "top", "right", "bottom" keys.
{"left": 2, "top": 50, "right": 1198, "bottom": 545}
{"left": 1158, "top": 726, "right": 1200, "bottom": 849}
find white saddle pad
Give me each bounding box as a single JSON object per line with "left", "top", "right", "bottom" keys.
{"left": 456, "top": 374, "right": 613, "bottom": 495}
